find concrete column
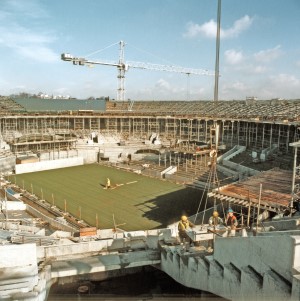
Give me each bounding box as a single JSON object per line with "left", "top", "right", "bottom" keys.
{"left": 179, "top": 119, "right": 182, "bottom": 140}
{"left": 286, "top": 125, "right": 290, "bottom": 153}
{"left": 270, "top": 124, "right": 273, "bottom": 148}
{"left": 278, "top": 125, "right": 281, "bottom": 149}
{"left": 205, "top": 120, "right": 208, "bottom": 143}
{"left": 262, "top": 124, "right": 265, "bottom": 149}
{"left": 221, "top": 120, "right": 225, "bottom": 145}
{"left": 132, "top": 117, "right": 135, "bottom": 137}
{"left": 231, "top": 121, "right": 234, "bottom": 147}
{"left": 255, "top": 123, "right": 258, "bottom": 148}
{"left": 245, "top": 122, "right": 249, "bottom": 148}
{"left": 197, "top": 120, "right": 200, "bottom": 141}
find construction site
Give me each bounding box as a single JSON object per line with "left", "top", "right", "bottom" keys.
{"left": 1, "top": 95, "right": 300, "bottom": 301}
{"left": 1, "top": 96, "right": 300, "bottom": 226}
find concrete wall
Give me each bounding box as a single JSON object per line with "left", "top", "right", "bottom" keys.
{"left": 0, "top": 244, "right": 39, "bottom": 299}
{"left": 218, "top": 145, "right": 245, "bottom": 163}
{"left": 293, "top": 236, "right": 300, "bottom": 269}
{"left": 165, "top": 166, "right": 177, "bottom": 176}
{"left": 26, "top": 204, "right": 76, "bottom": 233}
{"left": 77, "top": 149, "right": 98, "bottom": 163}
{"left": 0, "top": 244, "right": 37, "bottom": 267}
{"left": 214, "top": 235, "right": 294, "bottom": 282}
{"left": 222, "top": 158, "right": 260, "bottom": 176}
{"left": 36, "top": 228, "right": 170, "bottom": 261}
{"left": 37, "top": 239, "right": 113, "bottom": 261}
{"left": 160, "top": 234, "right": 300, "bottom": 301}
{"left": 39, "top": 149, "right": 97, "bottom": 164}
{"left": 39, "top": 149, "right": 79, "bottom": 161}
{"left": 1, "top": 200, "right": 26, "bottom": 210}
{"left": 0, "top": 221, "right": 41, "bottom": 233}
{"left": 15, "top": 157, "right": 84, "bottom": 174}
{"left": 216, "top": 164, "right": 239, "bottom": 179}
{"left": 217, "top": 145, "right": 260, "bottom": 177}
{"left": 0, "top": 155, "right": 15, "bottom": 173}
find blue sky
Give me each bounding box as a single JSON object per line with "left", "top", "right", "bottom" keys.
{"left": 1, "top": 0, "right": 300, "bottom": 100}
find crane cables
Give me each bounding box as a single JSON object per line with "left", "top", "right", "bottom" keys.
{"left": 192, "top": 163, "right": 214, "bottom": 226}
{"left": 126, "top": 42, "right": 175, "bottom": 66}
{"left": 193, "top": 155, "right": 225, "bottom": 227}
{"left": 84, "top": 41, "right": 120, "bottom": 58}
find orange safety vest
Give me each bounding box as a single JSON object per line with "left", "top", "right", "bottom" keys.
{"left": 226, "top": 215, "right": 237, "bottom": 226}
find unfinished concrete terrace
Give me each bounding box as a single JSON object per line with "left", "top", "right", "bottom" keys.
{"left": 106, "top": 99, "right": 300, "bottom": 122}
{"left": 210, "top": 168, "right": 292, "bottom": 212}
{"left": 1, "top": 98, "right": 300, "bottom": 123}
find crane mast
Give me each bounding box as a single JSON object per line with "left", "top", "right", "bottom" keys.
{"left": 61, "top": 41, "right": 214, "bottom": 102}
{"left": 117, "top": 41, "right": 126, "bottom": 103}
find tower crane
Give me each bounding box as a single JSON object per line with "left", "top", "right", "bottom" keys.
{"left": 61, "top": 40, "right": 214, "bottom": 106}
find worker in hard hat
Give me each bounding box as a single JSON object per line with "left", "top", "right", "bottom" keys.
{"left": 226, "top": 208, "right": 238, "bottom": 228}
{"left": 207, "top": 210, "right": 224, "bottom": 251}
{"left": 178, "top": 215, "right": 194, "bottom": 243}
{"left": 209, "top": 211, "right": 223, "bottom": 228}
{"left": 226, "top": 208, "right": 238, "bottom": 236}
{"left": 106, "top": 178, "right": 111, "bottom": 189}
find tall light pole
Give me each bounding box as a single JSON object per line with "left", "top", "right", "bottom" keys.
{"left": 213, "top": 0, "right": 222, "bottom": 102}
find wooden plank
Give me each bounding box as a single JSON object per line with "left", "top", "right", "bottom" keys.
{"left": 79, "top": 227, "right": 97, "bottom": 237}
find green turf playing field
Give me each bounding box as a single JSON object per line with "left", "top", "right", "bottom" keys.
{"left": 14, "top": 164, "right": 202, "bottom": 231}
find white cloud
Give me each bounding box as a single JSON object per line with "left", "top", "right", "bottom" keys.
{"left": 232, "top": 63, "right": 268, "bottom": 75}
{"left": 16, "top": 45, "right": 58, "bottom": 62}
{"left": 184, "top": 15, "right": 254, "bottom": 39}
{"left": 223, "top": 47, "right": 277, "bottom": 76}
{"left": 255, "top": 74, "right": 300, "bottom": 99}
{"left": 3, "top": 0, "right": 49, "bottom": 19}
{"left": 269, "top": 73, "right": 300, "bottom": 87}
{"left": 183, "top": 20, "right": 216, "bottom": 39}
{"left": 0, "top": 1, "right": 57, "bottom": 62}
{"left": 254, "top": 45, "right": 282, "bottom": 63}
{"left": 155, "top": 78, "right": 171, "bottom": 90}
{"left": 252, "top": 65, "right": 267, "bottom": 74}
{"left": 222, "top": 81, "right": 247, "bottom": 93}
{"left": 224, "top": 49, "right": 244, "bottom": 65}
{"left": 220, "top": 81, "right": 250, "bottom": 100}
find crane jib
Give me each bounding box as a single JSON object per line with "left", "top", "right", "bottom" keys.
{"left": 60, "top": 41, "right": 215, "bottom": 101}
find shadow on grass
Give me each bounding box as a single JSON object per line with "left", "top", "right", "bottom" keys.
{"left": 135, "top": 186, "right": 209, "bottom": 228}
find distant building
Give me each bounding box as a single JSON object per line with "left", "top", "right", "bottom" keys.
{"left": 245, "top": 96, "right": 258, "bottom": 105}
{"left": 246, "top": 96, "right": 258, "bottom": 101}
{"left": 37, "top": 92, "right": 71, "bottom": 100}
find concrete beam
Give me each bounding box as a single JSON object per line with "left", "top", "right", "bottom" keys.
{"left": 50, "top": 249, "right": 160, "bottom": 278}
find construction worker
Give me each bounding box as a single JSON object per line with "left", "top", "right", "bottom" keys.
{"left": 226, "top": 208, "right": 238, "bottom": 236}
{"left": 209, "top": 211, "right": 223, "bottom": 227}
{"left": 207, "top": 210, "right": 223, "bottom": 251}
{"left": 106, "top": 178, "right": 111, "bottom": 189}
{"left": 178, "top": 215, "right": 194, "bottom": 243}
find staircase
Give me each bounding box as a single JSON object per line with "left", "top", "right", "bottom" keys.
{"left": 160, "top": 223, "right": 300, "bottom": 301}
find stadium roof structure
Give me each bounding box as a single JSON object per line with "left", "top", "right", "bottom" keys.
{"left": 12, "top": 98, "right": 106, "bottom": 112}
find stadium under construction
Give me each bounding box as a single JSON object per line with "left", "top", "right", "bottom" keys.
{"left": 1, "top": 96, "right": 300, "bottom": 300}
{"left": 1, "top": 97, "right": 300, "bottom": 153}
{"left": 1, "top": 95, "right": 300, "bottom": 215}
